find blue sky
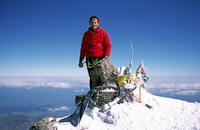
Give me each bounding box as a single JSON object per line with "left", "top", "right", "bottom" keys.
{"left": 0, "top": 0, "right": 200, "bottom": 77}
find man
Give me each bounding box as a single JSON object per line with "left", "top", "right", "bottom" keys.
{"left": 78, "top": 16, "right": 117, "bottom": 89}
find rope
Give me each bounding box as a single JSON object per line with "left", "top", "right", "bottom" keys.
{"left": 87, "top": 58, "right": 105, "bottom": 69}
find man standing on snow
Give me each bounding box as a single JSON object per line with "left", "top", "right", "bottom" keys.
{"left": 78, "top": 16, "right": 117, "bottom": 90}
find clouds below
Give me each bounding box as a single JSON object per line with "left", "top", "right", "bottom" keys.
{"left": 47, "top": 106, "right": 69, "bottom": 112}
{"left": 160, "top": 83, "right": 200, "bottom": 89}
{"left": 0, "top": 76, "right": 200, "bottom": 98}
{"left": 0, "top": 76, "right": 89, "bottom": 88}
{"left": 147, "top": 76, "right": 200, "bottom": 96}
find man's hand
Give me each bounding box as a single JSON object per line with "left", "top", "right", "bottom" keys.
{"left": 105, "top": 55, "right": 109, "bottom": 59}
{"left": 78, "top": 62, "right": 83, "bottom": 68}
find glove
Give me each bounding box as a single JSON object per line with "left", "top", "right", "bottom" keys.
{"left": 105, "top": 55, "right": 109, "bottom": 59}
{"left": 78, "top": 62, "right": 83, "bottom": 68}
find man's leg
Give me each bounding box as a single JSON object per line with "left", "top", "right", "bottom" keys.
{"left": 87, "top": 67, "right": 96, "bottom": 90}
{"left": 86, "top": 57, "right": 104, "bottom": 90}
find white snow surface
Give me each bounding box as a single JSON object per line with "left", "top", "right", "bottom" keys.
{"left": 53, "top": 88, "right": 200, "bottom": 130}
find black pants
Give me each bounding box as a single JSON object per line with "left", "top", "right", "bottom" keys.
{"left": 86, "top": 57, "right": 104, "bottom": 90}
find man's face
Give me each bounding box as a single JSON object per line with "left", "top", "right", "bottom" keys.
{"left": 90, "top": 18, "right": 99, "bottom": 30}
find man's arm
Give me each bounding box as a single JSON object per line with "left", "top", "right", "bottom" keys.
{"left": 79, "top": 33, "right": 86, "bottom": 67}
{"left": 103, "top": 31, "right": 111, "bottom": 58}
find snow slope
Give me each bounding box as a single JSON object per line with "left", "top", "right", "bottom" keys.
{"left": 53, "top": 88, "right": 200, "bottom": 130}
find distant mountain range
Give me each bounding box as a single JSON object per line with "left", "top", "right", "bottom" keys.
{"left": 0, "top": 114, "right": 42, "bottom": 130}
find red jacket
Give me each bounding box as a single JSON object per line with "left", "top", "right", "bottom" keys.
{"left": 80, "top": 27, "right": 111, "bottom": 61}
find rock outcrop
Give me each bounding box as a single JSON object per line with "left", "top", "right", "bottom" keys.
{"left": 29, "top": 117, "right": 56, "bottom": 130}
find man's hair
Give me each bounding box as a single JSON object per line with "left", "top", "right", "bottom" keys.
{"left": 89, "top": 16, "right": 100, "bottom": 23}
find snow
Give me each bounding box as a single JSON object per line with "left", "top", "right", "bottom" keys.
{"left": 53, "top": 88, "right": 200, "bottom": 130}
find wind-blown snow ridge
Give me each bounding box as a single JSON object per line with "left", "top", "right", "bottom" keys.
{"left": 53, "top": 89, "right": 200, "bottom": 130}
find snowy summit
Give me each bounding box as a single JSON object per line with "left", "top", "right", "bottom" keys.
{"left": 37, "top": 88, "right": 200, "bottom": 130}
{"left": 30, "top": 60, "right": 200, "bottom": 130}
